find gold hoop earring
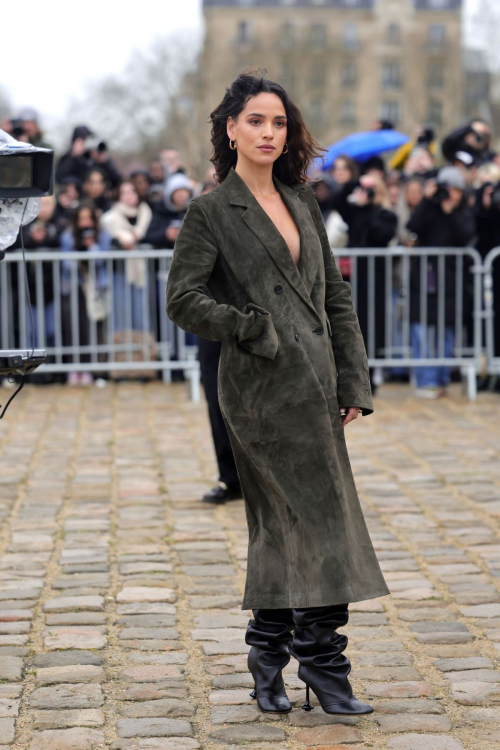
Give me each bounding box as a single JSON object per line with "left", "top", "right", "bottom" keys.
{"left": 229, "top": 139, "right": 237, "bottom": 150}
{"left": 282, "top": 143, "right": 289, "bottom": 154}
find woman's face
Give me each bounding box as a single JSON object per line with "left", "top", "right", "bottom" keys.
{"left": 333, "top": 159, "right": 352, "bottom": 185}
{"left": 120, "top": 182, "right": 139, "bottom": 208}
{"left": 85, "top": 172, "right": 105, "bottom": 199}
{"left": 77, "top": 208, "right": 95, "bottom": 229}
{"left": 227, "top": 92, "right": 288, "bottom": 167}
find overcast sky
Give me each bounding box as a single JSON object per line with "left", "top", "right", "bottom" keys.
{"left": 1, "top": 0, "right": 482, "bottom": 135}
{"left": 1, "top": 0, "right": 202, "bottom": 126}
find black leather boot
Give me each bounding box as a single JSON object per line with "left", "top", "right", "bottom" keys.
{"left": 290, "top": 605, "right": 373, "bottom": 716}
{"left": 245, "top": 608, "right": 294, "bottom": 713}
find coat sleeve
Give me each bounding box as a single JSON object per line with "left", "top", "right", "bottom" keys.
{"left": 301, "top": 185, "right": 374, "bottom": 415}
{"left": 166, "top": 199, "right": 279, "bottom": 359}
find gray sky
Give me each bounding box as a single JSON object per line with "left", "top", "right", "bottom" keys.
{"left": 1, "top": 0, "right": 202, "bottom": 126}
{"left": 2, "top": 0, "right": 483, "bottom": 135}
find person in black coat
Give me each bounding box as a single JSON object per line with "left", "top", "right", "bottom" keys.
{"left": 332, "top": 174, "right": 398, "bottom": 392}
{"left": 56, "top": 125, "right": 122, "bottom": 189}
{"left": 406, "top": 167, "right": 476, "bottom": 397}
{"left": 442, "top": 120, "right": 495, "bottom": 167}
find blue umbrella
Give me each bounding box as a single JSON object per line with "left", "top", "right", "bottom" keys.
{"left": 319, "top": 130, "right": 410, "bottom": 171}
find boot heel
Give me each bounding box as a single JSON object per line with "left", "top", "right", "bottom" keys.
{"left": 301, "top": 683, "right": 314, "bottom": 711}
{"left": 249, "top": 686, "right": 256, "bottom": 699}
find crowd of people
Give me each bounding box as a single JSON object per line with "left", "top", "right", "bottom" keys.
{"left": 2, "top": 109, "right": 500, "bottom": 397}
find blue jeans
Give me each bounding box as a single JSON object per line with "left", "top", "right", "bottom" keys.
{"left": 113, "top": 272, "right": 150, "bottom": 332}
{"left": 410, "top": 323, "right": 455, "bottom": 388}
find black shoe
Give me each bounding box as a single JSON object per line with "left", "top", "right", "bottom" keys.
{"left": 202, "top": 481, "right": 242, "bottom": 504}
{"left": 246, "top": 609, "right": 294, "bottom": 714}
{"left": 299, "top": 665, "right": 373, "bottom": 715}
{"left": 291, "top": 605, "right": 373, "bottom": 716}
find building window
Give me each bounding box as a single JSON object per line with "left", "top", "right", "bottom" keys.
{"left": 340, "top": 100, "right": 357, "bottom": 126}
{"left": 429, "top": 24, "right": 445, "bottom": 45}
{"left": 309, "top": 99, "right": 324, "bottom": 124}
{"left": 380, "top": 100, "right": 401, "bottom": 125}
{"left": 281, "top": 22, "right": 294, "bottom": 49}
{"left": 381, "top": 61, "right": 402, "bottom": 89}
{"left": 341, "top": 61, "right": 357, "bottom": 87}
{"left": 343, "top": 23, "right": 358, "bottom": 51}
{"left": 427, "top": 100, "right": 443, "bottom": 127}
{"left": 309, "top": 61, "right": 326, "bottom": 87}
{"left": 427, "top": 61, "right": 444, "bottom": 88}
{"left": 387, "top": 23, "right": 401, "bottom": 45}
{"left": 237, "top": 20, "right": 251, "bottom": 44}
{"left": 311, "top": 23, "right": 326, "bottom": 49}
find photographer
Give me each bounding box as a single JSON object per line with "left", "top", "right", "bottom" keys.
{"left": 56, "top": 125, "right": 122, "bottom": 190}
{"left": 406, "top": 167, "right": 476, "bottom": 398}
{"left": 442, "top": 120, "right": 495, "bottom": 167}
{"left": 332, "top": 174, "right": 398, "bottom": 393}
{"left": 144, "top": 172, "right": 194, "bottom": 249}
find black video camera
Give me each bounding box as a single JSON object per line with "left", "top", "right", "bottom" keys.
{"left": 0, "top": 129, "right": 54, "bottom": 412}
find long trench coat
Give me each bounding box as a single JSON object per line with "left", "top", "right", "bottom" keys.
{"left": 166, "top": 166, "right": 389, "bottom": 609}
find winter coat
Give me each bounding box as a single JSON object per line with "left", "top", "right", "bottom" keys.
{"left": 100, "top": 202, "right": 152, "bottom": 288}
{"left": 406, "top": 197, "right": 476, "bottom": 326}
{"left": 166, "top": 166, "right": 389, "bottom": 609}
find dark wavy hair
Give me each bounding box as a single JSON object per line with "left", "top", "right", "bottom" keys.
{"left": 208, "top": 68, "right": 326, "bottom": 186}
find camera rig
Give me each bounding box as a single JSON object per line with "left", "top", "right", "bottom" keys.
{"left": 0, "top": 128, "right": 55, "bottom": 416}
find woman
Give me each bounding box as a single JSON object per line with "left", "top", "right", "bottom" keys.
{"left": 101, "top": 180, "right": 153, "bottom": 332}
{"left": 166, "top": 72, "right": 389, "bottom": 717}
{"left": 60, "top": 203, "right": 111, "bottom": 385}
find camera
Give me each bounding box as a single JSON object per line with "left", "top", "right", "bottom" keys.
{"left": 0, "top": 128, "right": 54, "bottom": 403}
{"left": 347, "top": 182, "right": 376, "bottom": 205}
{"left": 417, "top": 127, "right": 435, "bottom": 146}
{"left": 432, "top": 182, "right": 450, "bottom": 204}
{"left": 0, "top": 128, "right": 54, "bottom": 256}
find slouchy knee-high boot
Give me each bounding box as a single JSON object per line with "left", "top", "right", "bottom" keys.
{"left": 245, "top": 608, "right": 294, "bottom": 713}
{"left": 290, "top": 605, "right": 373, "bottom": 715}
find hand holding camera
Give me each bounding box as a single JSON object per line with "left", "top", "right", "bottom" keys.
{"left": 347, "top": 176, "right": 377, "bottom": 206}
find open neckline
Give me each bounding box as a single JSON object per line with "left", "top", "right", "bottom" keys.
{"left": 253, "top": 182, "right": 302, "bottom": 270}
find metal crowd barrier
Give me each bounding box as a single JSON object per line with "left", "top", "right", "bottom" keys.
{"left": 483, "top": 246, "right": 500, "bottom": 378}
{"left": 0, "top": 245, "right": 494, "bottom": 402}
{"left": 333, "top": 247, "right": 483, "bottom": 401}
{"left": 0, "top": 248, "right": 201, "bottom": 402}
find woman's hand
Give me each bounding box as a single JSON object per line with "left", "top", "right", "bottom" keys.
{"left": 340, "top": 406, "right": 362, "bottom": 426}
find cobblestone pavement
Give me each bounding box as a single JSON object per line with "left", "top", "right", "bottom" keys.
{"left": 1, "top": 381, "right": 500, "bottom": 750}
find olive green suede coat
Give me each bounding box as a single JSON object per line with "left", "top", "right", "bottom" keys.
{"left": 166, "top": 166, "right": 389, "bottom": 609}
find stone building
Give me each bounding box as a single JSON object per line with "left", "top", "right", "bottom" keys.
{"left": 199, "top": 0, "right": 463, "bottom": 147}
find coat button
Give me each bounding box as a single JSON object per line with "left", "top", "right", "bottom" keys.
{"left": 314, "top": 326, "right": 324, "bottom": 335}
{"left": 294, "top": 333, "right": 300, "bottom": 342}
{"left": 274, "top": 284, "right": 283, "bottom": 294}
{"left": 314, "top": 276, "right": 319, "bottom": 285}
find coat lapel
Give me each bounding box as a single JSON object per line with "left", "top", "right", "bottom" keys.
{"left": 221, "top": 167, "right": 320, "bottom": 319}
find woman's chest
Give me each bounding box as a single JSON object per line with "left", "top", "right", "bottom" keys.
{"left": 254, "top": 198, "right": 301, "bottom": 267}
